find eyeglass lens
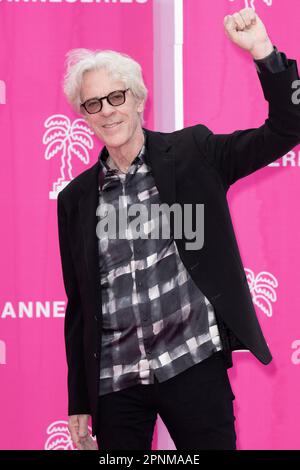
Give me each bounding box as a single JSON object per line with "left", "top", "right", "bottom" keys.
{"left": 85, "top": 90, "right": 126, "bottom": 114}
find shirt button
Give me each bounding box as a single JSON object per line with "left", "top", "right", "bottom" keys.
{"left": 94, "top": 352, "right": 98, "bottom": 359}
{"left": 94, "top": 315, "right": 98, "bottom": 321}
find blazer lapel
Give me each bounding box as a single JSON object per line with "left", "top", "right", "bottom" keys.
{"left": 143, "top": 127, "right": 176, "bottom": 207}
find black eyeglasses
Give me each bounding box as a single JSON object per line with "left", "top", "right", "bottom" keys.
{"left": 80, "top": 88, "right": 130, "bottom": 114}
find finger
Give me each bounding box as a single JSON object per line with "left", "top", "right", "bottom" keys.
{"left": 78, "top": 414, "right": 89, "bottom": 438}
{"left": 233, "top": 12, "right": 246, "bottom": 31}
{"left": 68, "top": 415, "right": 80, "bottom": 446}
{"left": 239, "top": 8, "right": 253, "bottom": 28}
{"left": 71, "top": 431, "right": 80, "bottom": 448}
{"left": 224, "top": 15, "right": 239, "bottom": 40}
{"left": 70, "top": 428, "right": 80, "bottom": 446}
{"left": 245, "top": 7, "right": 257, "bottom": 23}
{"left": 224, "top": 15, "right": 235, "bottom": 32}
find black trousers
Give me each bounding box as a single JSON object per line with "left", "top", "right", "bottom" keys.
{"left": 96, "top": 351, "right": 236, "bottom": 450}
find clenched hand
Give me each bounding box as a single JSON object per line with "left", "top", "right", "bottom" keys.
{"left": 224, "top": 7, "right": 274, "bottom": 59}
{"left": 68, "top": 414, "right": 97, "bottom": 450}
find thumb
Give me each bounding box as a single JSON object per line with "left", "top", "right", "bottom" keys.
{"left": 78, "top": 414, "right": 89, "bottom": 437}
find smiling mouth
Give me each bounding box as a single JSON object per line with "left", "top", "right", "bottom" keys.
{"left": 103, "top": 122, "right": 122, "bottom": 129}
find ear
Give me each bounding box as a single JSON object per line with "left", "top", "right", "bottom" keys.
{"left": 137, "top": 98, "right": 145, "bottom": 114}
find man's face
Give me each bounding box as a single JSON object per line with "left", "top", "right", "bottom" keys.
{"left": 80, "top": 68, "right": 144, "bottom": 149}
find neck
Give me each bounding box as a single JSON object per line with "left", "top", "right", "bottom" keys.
{"left": 106, "top": 126, "right": 145, "bottom": 173}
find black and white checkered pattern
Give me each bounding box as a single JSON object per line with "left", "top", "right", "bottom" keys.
{"left": 97, "top": 132, "right": 223, "bottom": 396}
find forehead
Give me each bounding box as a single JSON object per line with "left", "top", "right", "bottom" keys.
{"left": 80, "top": 68, "right": 125, "bottom": 101}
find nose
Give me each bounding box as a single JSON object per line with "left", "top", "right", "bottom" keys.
{"left": 100, "top": 99, "right": 115, "bottom": 116}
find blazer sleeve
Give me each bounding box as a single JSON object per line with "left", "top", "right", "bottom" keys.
{"left": 193, "top": 56, "right": 300, "bottom": 189}
{"left": 57, "top": 192, "right": 91, "bottom": 416}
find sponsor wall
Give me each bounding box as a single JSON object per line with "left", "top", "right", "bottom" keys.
{"left": 0, "top": 0, "right": 299, "bottom": 450}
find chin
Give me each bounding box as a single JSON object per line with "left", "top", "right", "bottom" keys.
{"left": 103, "top": 132, "right": 129, "bottom": 148}
{"left": 104, "top": 136, "right": 125, "bottom": 148}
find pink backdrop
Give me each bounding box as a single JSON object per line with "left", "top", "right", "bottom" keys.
{"left": 1, "top": 0, "right": 300, "bottom": 450}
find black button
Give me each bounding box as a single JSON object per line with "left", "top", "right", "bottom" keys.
{"left": 94, "top": 315, "right": 98, "bottom": 321}
{"left": 94, "top": 352, "right": 98, "bottom": 359}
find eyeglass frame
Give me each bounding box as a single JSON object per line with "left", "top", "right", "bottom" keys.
{"left": 80, "top": 88, "right": 130, "bottom": 114}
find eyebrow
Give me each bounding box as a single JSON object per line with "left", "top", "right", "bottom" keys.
{"left": 81, "top": 88, "right": 125, "bottom": 103}
{"left": 83, "top": 96, "right": 101, "bottom": 102}
{"left": 82, "top": 89, "right": 121, "bottom": 103}
{"left": 82, "top": 94, "right": 103, "bottom": 103}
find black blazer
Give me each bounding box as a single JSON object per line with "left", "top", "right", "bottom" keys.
{"left": 57, "top": 58, "right": 300, "bottom": 436}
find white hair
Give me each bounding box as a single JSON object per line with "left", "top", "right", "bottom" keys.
{"left": 62, "top": 49, "right": 148, "bottom": 125}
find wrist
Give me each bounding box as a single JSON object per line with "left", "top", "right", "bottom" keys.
{"left": 250, "top": 38, "right": 274, "bottom": 60}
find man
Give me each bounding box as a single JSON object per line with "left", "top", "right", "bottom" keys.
{"left": 58, "top": 8, "right": 300, "bottom": 450}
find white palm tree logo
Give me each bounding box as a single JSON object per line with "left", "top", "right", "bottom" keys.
{"left": 229, "top": 0, "right": 273, "bottom": 10}
{"left": 245, "top": 268, "right": 278, "bottom": 317}
{"left": 44, "top": 420, "right": 96, "bottom": 450}
{"left": 43, "top": 114, "right": 94, "bottom": 199}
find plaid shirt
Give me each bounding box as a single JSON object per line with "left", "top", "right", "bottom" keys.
{"left": 97, "top": 132, "right": 223, "bottom": 396}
